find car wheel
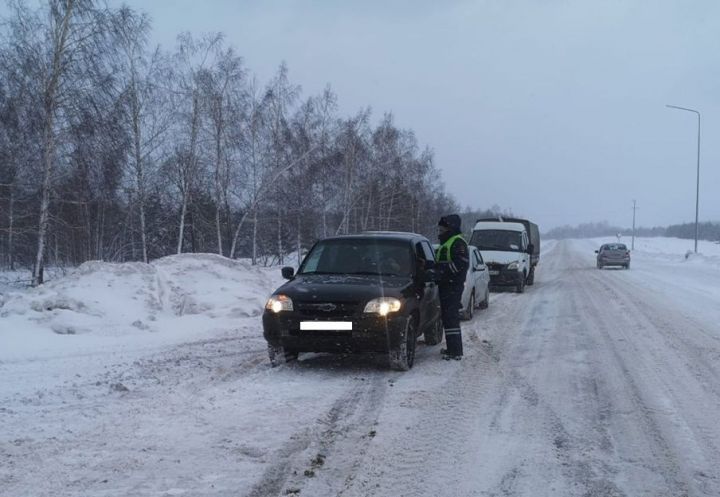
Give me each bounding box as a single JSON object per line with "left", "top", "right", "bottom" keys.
{"left": 389, "top": 318, "right": 417, "bottom": 371}
{"left": 424, "top": 317, "right": 443, "bottom": 346}
{"left": 516, "top": 274, "right": 526, "bottom": 294}
{"left": 625, "top": 263, "right": 630, "bottom": 269}
{"left": 268, "top": 343, "right": 299, "bottom": 367}
{"left": 526, "top": 268, "right": 535, "bottom": 286}
{"left": 463, "top": 292, "right": 475, "bottom": 320}
{"left": 479, "top": 288, "right": 489, "bottom": 310}
{"left": 597, "top": 262, "right": 603, "bottom": 269}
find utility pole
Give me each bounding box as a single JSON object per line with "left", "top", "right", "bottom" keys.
{"left": 631, "top": 200, "right": 637, "bottom": 251}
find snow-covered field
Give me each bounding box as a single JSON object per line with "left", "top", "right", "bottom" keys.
{"left": 2, "top": 238, "right": 720, "bottom": 496}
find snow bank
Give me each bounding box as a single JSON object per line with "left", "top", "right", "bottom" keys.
{"left": 0, "top": 254, "right": 283, "bottom": 339}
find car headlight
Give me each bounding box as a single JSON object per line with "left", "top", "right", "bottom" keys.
{"left": 265, "top": 294, "right": 293, "bottom": 313}
{"left": 364, "top": 297, "right": 402, "bottom": 316}
{"left": 506, "top": 261, "right": 519, "bottom": 270}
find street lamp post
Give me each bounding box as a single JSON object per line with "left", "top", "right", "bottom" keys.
{"left": 666, "top": 104, "right": 701, "bottom": 253}
{"left": 631, "top": 199, "right": 637, "bottom": 251}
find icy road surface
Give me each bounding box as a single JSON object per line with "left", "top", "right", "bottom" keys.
{"left": 2, "top": 240, "right": 720, "bottom": 496}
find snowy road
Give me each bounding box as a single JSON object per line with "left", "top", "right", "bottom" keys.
{"left": 3, "top": 240, "right": 720, "bottom": 496}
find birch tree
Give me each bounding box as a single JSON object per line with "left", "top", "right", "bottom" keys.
{"left": 112, "top": 7, "right": 170, "bottom": 262}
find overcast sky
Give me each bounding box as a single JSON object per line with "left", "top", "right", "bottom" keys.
{"left": 104, "top": 1, "right": 720, "bottom": 229}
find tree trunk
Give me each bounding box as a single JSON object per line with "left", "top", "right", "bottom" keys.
{"left": 8, "top": 188, "right": 14, "bottom": 270}
{"left": 214, "top": 98, "right": 224, "bottom": 256}
{"left": 32, "top": 0, "right": 75, "bottom": 286}
{"left": 178, "top": 92, "right": 200, "bottom": 255}
{"left": 296, "top": 214, "right": 302, "bottom": 266}
{"left": 277, "top": 206, "right": 283, "bottom": 265}
{"left": 386, "top": 191, "right": 395, "bottom": 230}
{"left": 96, "top": 200, "right": 105, "bottom": 260}
{"left": 33, "top": 121, "right": 56, "bottom": 286}
{"left": 252, "top": 209, "right": 258, "bottom": 265}
{"left": 189, "top": 208, "right": 196, "bottom": 253}
{"left": 131, "top": 88, "right": 148, "bottom": 263}
{"left": 177, "top": 186, "right": 188, "bottom": 254}
{"left": 229, "top": 209, "right": 251, "bottom": 259}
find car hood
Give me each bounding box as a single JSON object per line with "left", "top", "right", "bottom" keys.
{"left": 478, "top": 250, "right": 524, "bottom": 265}
{"left": 275, "top": 273, "right": 414, "bottom": 302}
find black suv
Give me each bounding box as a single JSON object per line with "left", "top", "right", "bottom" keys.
{"left": 262, "top": 232, "right": 443, "bottom": 370}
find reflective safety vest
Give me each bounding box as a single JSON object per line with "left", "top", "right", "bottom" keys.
{"left": 435, "top": 234, "right": 466, "bottom": 263}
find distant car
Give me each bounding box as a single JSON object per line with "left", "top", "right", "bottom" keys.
{"left": 433, "top": 244, "right": 490, "bottom": 319}
{"left": 263, "top": 232, "right": 443, "bottom": 371}
{"left": 595, "top": 243, "right": 631, "bottom": 269}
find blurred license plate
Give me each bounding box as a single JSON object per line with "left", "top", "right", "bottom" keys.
{"left": 489, "top": 270, "right": 500, "bottom": 276}
{"left": 300, "top": 321, "right": 352, "bottom": 331}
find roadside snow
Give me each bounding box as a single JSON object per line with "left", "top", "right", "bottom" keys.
{"left": 1, "top": 254, "right": 281, "bottom": 349}
{"left": 0, "top": 254, "right": 283, "bottom": 420}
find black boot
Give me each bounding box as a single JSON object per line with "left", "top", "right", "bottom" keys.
{"left": 441, "top": 349, "right": 462, "bottom": 360}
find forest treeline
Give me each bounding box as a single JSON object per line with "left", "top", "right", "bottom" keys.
{"left": 545, "top": 221, "right": 720, "bottom": 241}
{"left": 0, "top": 1, "right": 499, "bottom": 284}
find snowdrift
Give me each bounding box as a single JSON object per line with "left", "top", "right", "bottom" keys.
{"left": 0, "top": 253, "right": 282, "bottom": 337}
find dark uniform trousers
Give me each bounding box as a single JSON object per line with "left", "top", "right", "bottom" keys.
{"left": 439, "top": 284, "right": 464, "bottom": 356}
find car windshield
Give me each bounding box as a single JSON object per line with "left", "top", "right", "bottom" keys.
{"left": 298, "top": 239, "right": 413, "bottom": 277}
{"left": 603, "top": 244, "right": 627, "bottom": 251}
{"left": 470, "top": 230, "right": 523, "bottom": 252}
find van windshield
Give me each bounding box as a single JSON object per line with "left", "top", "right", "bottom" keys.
{"left": 470, "top": 230, "right": 524, "bottom": 253}
{"left": 298, "top": 239, "right": 413, "bottom": 277}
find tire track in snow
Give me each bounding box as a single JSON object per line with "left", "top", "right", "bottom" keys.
{"left": 339, "top": 351, "right": 498, "bottom": 497}
{"left": 476, "top": 273, "right": 628, "bottom": 497}
{"left": 571, "top": 269, "right": 693, "bottom": 496}
{"left": 244, "top": 373, "right": 388, "bottom": 497}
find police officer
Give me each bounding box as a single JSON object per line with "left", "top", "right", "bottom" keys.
{"left": 435, "top": 214, "right": 470, "bottom": 360}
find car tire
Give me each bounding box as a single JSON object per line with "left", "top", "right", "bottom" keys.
{"left": 463, "top": 292, "right": 475, "bottom": 320}
{"left": 597, "top": 262, "right": 603, "bottom": 269}
{"left": 479, "top": 288, "right": 489, "bottom": 310}
{"left": 389, "top": 318, "right": 417, "bottom": 371}
{"left": 268, "top": 343, "right": 299, "bottom": 367}
{"left": 526, "top": 268, "right": 535, "bottom": 286}
{"left": 424, "top": 317, "right": 443, "bottom": 346}
{"left": 625, "top": 263, "right": 630, "bottom": 270}
{"left": 516, "top": 274, "right": 526, "bottom": 294}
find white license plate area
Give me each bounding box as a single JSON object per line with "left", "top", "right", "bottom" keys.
{"left": 300, "top": 321, "right": 353, "bottom": 331}
{"left": 489, "top": 270, "right": 500, "bottom": 276}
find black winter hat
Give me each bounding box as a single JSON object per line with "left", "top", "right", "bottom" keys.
{"left": 438, "top": 214, "right": 462, "bottom": 232}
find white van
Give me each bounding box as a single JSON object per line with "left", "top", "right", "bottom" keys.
{"left": 470, "top": 221, "right": 532, "bottom": 293}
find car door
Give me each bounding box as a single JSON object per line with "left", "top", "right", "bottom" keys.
{"left": 467, "top": 249, "right": 480, "bottom": 296}
{"left": 474, "top": 248, "right": 489, "bottom": 294}
{"left": 418, "top": 241, "right": 441, "bottom": 325}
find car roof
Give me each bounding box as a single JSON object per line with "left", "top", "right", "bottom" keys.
{"left": 473, "top": 221, "right": 526, "bottom": 232}
{"left": 321, "top": 231, "right": 428, "bottom": 243}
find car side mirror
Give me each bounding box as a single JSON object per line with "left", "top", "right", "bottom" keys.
{"left": 594, "top": 250, "right": 599, "bottom": 254}
{"left": 281, "top": 266, "right": 295, "bottom": 279}
{"left": 526, "top": 243, "right": 534, "bottom": 255}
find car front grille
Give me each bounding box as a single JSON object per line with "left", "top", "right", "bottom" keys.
{"left": 295, "top": 301, "right": 361, "bottom": 318}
